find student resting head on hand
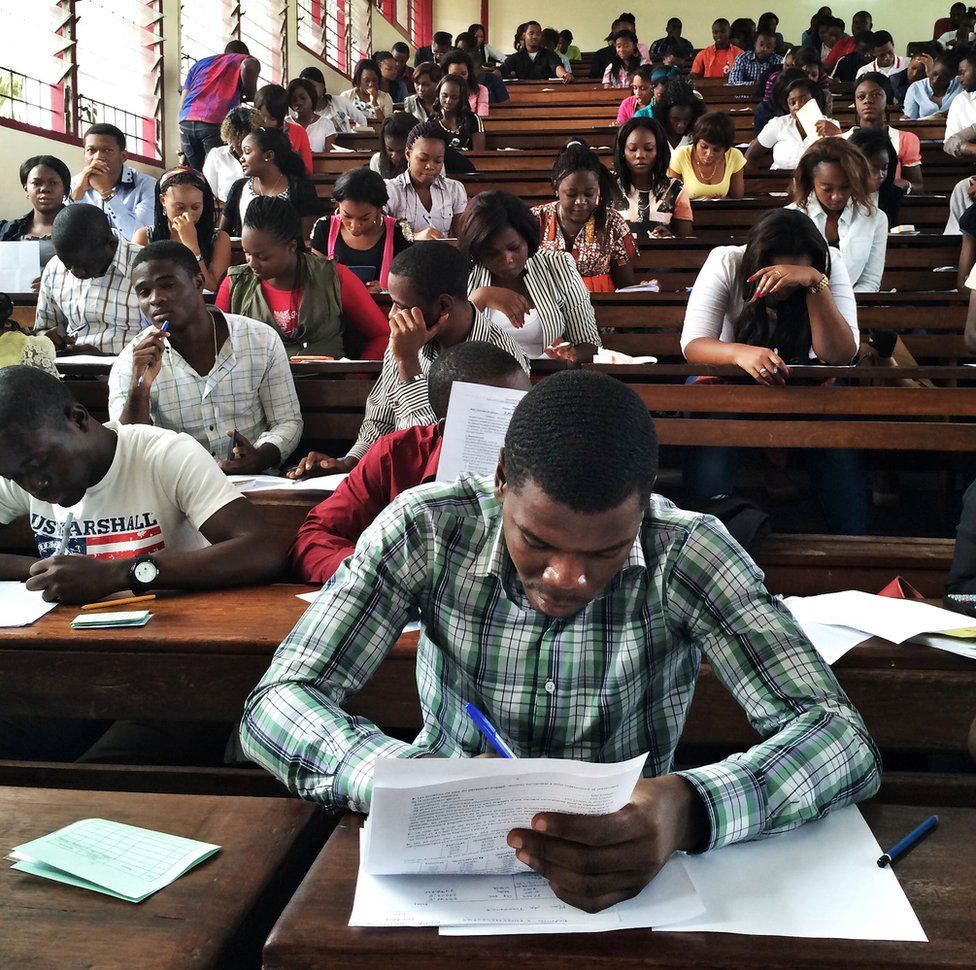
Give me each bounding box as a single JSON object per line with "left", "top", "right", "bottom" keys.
{"left": 242, "top": 366, "right": 880, "bottom": 916}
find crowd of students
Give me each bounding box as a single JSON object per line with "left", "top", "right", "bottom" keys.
{"left": 2, "top": 6, "right": 976, "bottom": 916}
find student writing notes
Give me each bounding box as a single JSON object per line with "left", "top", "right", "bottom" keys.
{"left": 241, "top": 370, "right": 880, "bottom": 914}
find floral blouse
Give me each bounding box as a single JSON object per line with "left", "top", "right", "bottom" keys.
{"left": 531, "top": 201, "right": 637, "bottom": 279}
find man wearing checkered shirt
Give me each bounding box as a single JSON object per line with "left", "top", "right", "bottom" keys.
{"left": 728, "top": 31, "right": 783, "bottom": 86}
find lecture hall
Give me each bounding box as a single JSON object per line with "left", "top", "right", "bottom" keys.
{"left": 0, "top": 0, "right": 974, "bottom": 965}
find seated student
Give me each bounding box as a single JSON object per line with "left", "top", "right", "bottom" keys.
{"left": 0, "top": 365, "right": 285, "bottom": 603}
{"left": 288, "top": 242, "right": 529, "bottom": 476}
{"left": 669, "top": 112, "right": 746, "bottom": 201}
{"left": 109, "top": 240, "right": 302, "bottom": 471}
{"left": 499, "top": 21, "right": 573, "bottom": 82}
{"left": 832, "top": 30, "right": 876, "bottom": 82}
{"left": 757, "top": 11, "right": 785, "bottom": 50}
{"left": 729, "top": 16, "right": 757, "bottom": 52}
{"left": 849, "top": 126, "right": 905, "bottom": 227}
{"left": 903, "top": 52, "right": 960, "bottom": 118}
{"left": 935, "top": 2, "right": 967, "bottom": 40}
{"left": 369, "top": 111, "right": 415, "bottom": 178}
{"left": 602, "top": 30, "right": 648, "bottom": 89}
{"left": 469, "top": 22, "right": 504, "bottom": 65}
{"left": 616, "top": 65, "right": 662, "bottom": 124}
{"left": 242, "top": 366, "right": 881, "bottom": 910}
{"left": 310, "top": 167, "right": 412, "bottom": 291}
{"left": 762, "top": 48, "right": 830, "bottom": 108}
{"left": 0, "top": 155, "right": 71, "bottom": 290}
{"left": 690, "top": 19, "right": 743, "bottom": 78}
{"left": 429, "top": 75, "right": 485, "bottom": 151}
{"left": 541, "top": 28, "right": 572, "bottom": 72}
{"left": 216, "top": 196, "right": 389, "bottom": 359}
{"left": 816, "top": 16, "right": 847, "bottom": 66}
{"left": 403, "top": 63, "right": 441, "bottom": 122}
{"left": 218, "top": 126, "right": 321, "bottom": 238}
{"left": 821, "top": 73, "right": 924, "bottom": 191}
{"left": 787, "top": 139, "right": 888, "bottom": 292}
{"left": 384, "top": 122, "right": 468, "bottom": 238}
{"left": 374, "top": 49, "right": 409, "bottom": 104}
{"left": 755, "top": 67, "right": 806, "bottom": 138}
{"left": 557, "top": 29, "right": 581, "bottom": 63}
{"left": 203, "top": 106, "right": 262, "bottom": 205}
{"left": 746, "top": 77, "right": 835, "bottom": 171}
{"left": 588, "top": 19, "right": 622, "bottom": 79}
{"left": 460, "top": 191, "right": 600, "bottom": 360}
{"left": 35, "top": 204, "right": 141, "bottom": 355}
{"left": 944, "top": 46, "right": 976, "bottom": 159}
{"left": 392, "top": 42, "right": 416, "bottom": 93}
{"left": 287, "top": 78, "right": 337, "bottom": 152}
{"left": 68, "top": 124, "right": 156, "bottom": 241}
{"left": 857, "top": 30, "right": 910, "bottom": 78}
{"left": 937, "top": 7, "right": 976, "bottom": 48}
{"left": 681, "top": 209, "right": 866, "bottom": 535}
{"left": 290, "top": 341, "right": 530, "bottom": 582}
{"left": 254, "top": 84, "right": 314, "bottom": 175}
{"left": 825, "top": 11, "right": 873, "bottom": 71}
{"left": 442, "top": 50, "right": 489, "bottom": 117}
{"left": 728, "top": 30, "right": 783, "bottom": 86}
{"left": 413, "top": 30, "right": 454, "bottom": 68}
{"left": 615, "top": 117, "right": 692, "bottom": 239}
{"left": 470, "top": 47, "right": 509, "bottom": 104}
{"left": 615, "top": 12, "right": 652, "bottom": 61}
{"left": 653, "top": 80, "right": 705, "bottom": 151}
{"left": 650, "top": 18, "right": 694, "bottom": 65}
{"left": 299, "top": 67, "right": 368, "bottom": 133}
{"left": 533, "top": 141, "right": 636, "bottom": 292}
{"left": 341, "top": 59, "right": 394, "bottom": 122}
{"left": 132, "top": 168, "right": 231, "bottom": 293}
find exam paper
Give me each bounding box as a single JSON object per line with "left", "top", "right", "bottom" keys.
{"left": 436, "top": 381, "right": 527, "bottom": 482}
{"left": 593, "top": 349, "right": 658, "bottom": 365}
{"left": 228, "top": 473, "right": 348, "bottom": 492}
{"left": 909, "top": 633, "right": 976, "bottom": 660}
{"left": 784, "top": 591, "right": 976, "bottom": 644}
{"left": 0, "top": 581, "right": 58, "bottom": 627}
{"left": 0, "top": 240, "right": 41, "bottom": 292}
{"left": 364, "top": 754, "right": 646, "bottom": 875}
{"left": 783, "top": 612, "right": 870, "bottom": 665}
{"left": 660, "top": 807, "right": 927, "bottom": 942}
{"left": 8, "top": 817, "right": 220, "bottom": 903}
{"left": 795, "top": 97, "right": 826, "bottom": 137}
{"left": 54, "top": 355, "right": 120, "bottom": 368}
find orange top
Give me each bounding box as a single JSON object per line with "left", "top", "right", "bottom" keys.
{"left": 691, "top": 44, "right": 744, "bottom": 78}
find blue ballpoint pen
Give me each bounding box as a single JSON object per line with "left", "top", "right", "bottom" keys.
{"left": 136, "top": 319, "right": 169, "bottom": 388}
{"left": 464, "top": 703, "right": 517, "bottom": 759}
{"left": 877, "top": 815, "right": 939, "bottom": 867}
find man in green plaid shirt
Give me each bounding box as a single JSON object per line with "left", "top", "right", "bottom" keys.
{"left": 242, "top": 370, "right": 881, "bottom": 913}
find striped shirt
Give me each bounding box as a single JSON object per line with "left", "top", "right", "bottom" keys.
{"left": 343, "top": 307, "right": 529, "bottom": 463}
{"left": 106, "top": 311, "right": 304, "bottom": 464}
{"left": 240, "top": 476, "right": 882, "bottom": 844}
{"left": 35, "top": 231, "right": 142, "bottom": 354}
{"left": 467, "top": 249, "right": 601, "bottom": 355}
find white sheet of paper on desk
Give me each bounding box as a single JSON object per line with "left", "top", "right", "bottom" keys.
{"left": 0, "top": 240, "right": 41, "bottom": 292}
{"left": 593, "top": 348, "right": 658, "bottom": 365}
{"left": 54, "top": 355, "right": 120, "bottom": 367}
{"left": 784, "top": 590, "right": 976, "bottom": 644}
{"left": 910, "top": 632, "right": 976, "bottom": 660}
{"left": 436, "top": 381, "right": 527, "bottom": 482}
{"left": 228, "top": 472, "right": 348, "bottom": 492}
{"left": 363, "top": 753, "right": 646, "bottom": 876}
{"left": 0, "top": 581, "right": 57, "bottom": 627}
{"left": 658, "top": 806, "right": 927, "bottom": 942}
{"left": 785, "top": 615, "right": 870, "bottom": 665}
{"left": 795, "top": 98, "right": 826, "bottom": 138}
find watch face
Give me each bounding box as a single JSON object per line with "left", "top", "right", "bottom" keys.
{"left": 133, "top": 560, "right": 158, "bottom": 583}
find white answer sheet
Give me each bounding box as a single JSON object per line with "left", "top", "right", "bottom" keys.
{"left": 0, "top": 581, "right": 58, "bottom": 627}
{"left": 786, "top": 616, "right": 871, "bottom": 665}
{"left": 0, "top": 240, "right": 41, "bottom": 292}
{"left": 784, "top": 591, "right": 976, "bottom": 644}
{"left": 660, "top": 807, "right": 927, "bottom": 942}
{"left": 364, "top": 755, "right": 646, "bottom": 876}
{"left": 910, "top": 633, "right": 976, "bottom": 660}
{"left": 227, "top": 473, "right": 348, "bottom": 492}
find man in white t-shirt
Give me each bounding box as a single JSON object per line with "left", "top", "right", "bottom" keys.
{"left": 0, "top": 366, "right": 285, "bottom": 604}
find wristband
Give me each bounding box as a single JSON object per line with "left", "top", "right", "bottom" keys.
{"left": 808, "top": 274, "right": 829, "bottom": 295}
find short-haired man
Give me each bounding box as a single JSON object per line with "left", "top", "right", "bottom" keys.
{"left": 69, "top": 124, "right": 156, "bottom": 240}
{"left": 650, "top": 19, "right": 694, "bottom": 65}
{"left": 414, "top": 31, "right": 454, "bottom": 68}
{"left": 825, "top": 11, "right": 873, "bottom": 72}
{"left": 35, "top": 204, "right": 142, "bottom": 354}
{"left": 589, "top": 19, "right": 625, "bottom": 79}
{"left": 291, "top": 341, "right": 530, "bottom": 581}
{"left": 690, "top": 19, "right": 744, "bottom": 79}
{"left": 856, "top": 30, "right": 910, "bottom": 78}
{"left": 728, "top": 31, "right": 783, "bottom": 85}
{"left": 499, "top": 22, "right": 573, "bottom": 83}
{"left": 108, "top": 241, "right": 303, "bottom": 473}
{"left": 180, "top": 40, "right": 261, "bottom": 171}
{"left": 242, "top": 370, "right": 881, "bottom": 914}
{"left": 944, "top": 50, "right": 976, "bottom": 230}
{"left": 831, "top": 30, "right": 876, "bottom": 82}
{"left": 391, "top": 41, "right": 415, "bottom": 94}
{"left": 293, "top": 242, "right": 529, "bottom": 476}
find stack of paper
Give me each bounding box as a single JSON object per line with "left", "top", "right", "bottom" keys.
{"left": 0, "top": 582, "right": 58, "bottom": 628}
{"left": 72, "top": 611, "right": 151, "bottom": 629}
{"left": 228, "top": 473, "right": 348, "bottom": 493}
{"left": 8, "top": 817, "right": 220, "bottom": 903}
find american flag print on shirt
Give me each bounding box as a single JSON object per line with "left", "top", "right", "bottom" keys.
{"left": 32, "top": 513, "right": 167, "bottom": 560}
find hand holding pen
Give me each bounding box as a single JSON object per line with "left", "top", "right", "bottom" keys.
{"left": 133, "top": 320, "right": 169, "bottom": 391}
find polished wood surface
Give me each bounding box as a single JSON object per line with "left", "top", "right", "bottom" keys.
{"left": 0, "top": 786, "right": 325, "bottom": 970}
{"left": 262, "top": 776, "right": 976, "bottom": 970}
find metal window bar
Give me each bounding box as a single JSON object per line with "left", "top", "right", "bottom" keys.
{"left": 296, "top": 0, "right": 345, "bottom": 74}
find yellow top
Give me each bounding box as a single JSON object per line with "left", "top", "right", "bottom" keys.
{"left": 668, "top": 145, "right": 746, "bottom": 200}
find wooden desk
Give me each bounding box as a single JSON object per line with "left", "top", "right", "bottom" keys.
{"left": 0, "top": 785, "right": 325, "bottom": 970}
{"left": 0, "top": 586, "right": 973, "bottom": 758}
{"left": 262, "top": 775, "right": 976, "bottom": 970}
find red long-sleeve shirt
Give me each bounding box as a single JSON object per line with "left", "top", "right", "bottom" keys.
{"left": 290, "top": 423, "right": 442, "bottom": 582}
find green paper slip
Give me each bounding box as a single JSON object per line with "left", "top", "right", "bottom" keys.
{"left": 7, "top": 817, "right": 220, "bottom": 903}
{"left": 71, "top": 610, "right": 151, "bottom": 629}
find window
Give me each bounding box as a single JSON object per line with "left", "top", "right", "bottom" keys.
{"left": 407, "top": 0, "right": 431, "bottom": 50}
{"left": 297, "top": 0, "right": 346, "bottom": 75}
{"left": 348, "top": 0, "right": 372, "bottom": 65}
{"left": 180, "top": 0, "right": 236, "bottom": 84}
{"left": 239, "top": 0, "right": 286, "bottom": 85}
{"left": 0, "top": 0, "right": 163, "bottom": 161}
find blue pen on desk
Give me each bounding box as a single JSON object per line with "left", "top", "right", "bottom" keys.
{"left": 465, "top": 703, "right": 517, "bottom": 759}
{"left": 877, "top": 815, "right": 939, "bottom": 867}
{"left": 136, "top": 320, "right": 169, "bottom": 389}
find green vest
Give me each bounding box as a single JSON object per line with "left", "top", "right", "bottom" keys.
{"left": 226, "top": 253, "right": 345, "bottom": 357}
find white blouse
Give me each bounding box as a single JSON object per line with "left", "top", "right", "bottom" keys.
{"left": 203, "top": 145, "right": 243, "bottom": 205}
{"left": 786, "top": 196, "right": 889, "bottom": 292}
{"left": 757, "top": 113, "right": 837, "bottom": 170}
{"left": 384, "top": 171, "right": 468, "bottom": 235}
{"left": 320, "top": 94, "right": 368, "bottom": 132}
{"left": 302, "top": 114, "right": 337, "bottom": 151}
{"left": 680, "top": 244, "right": 859, "bottom": 359}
